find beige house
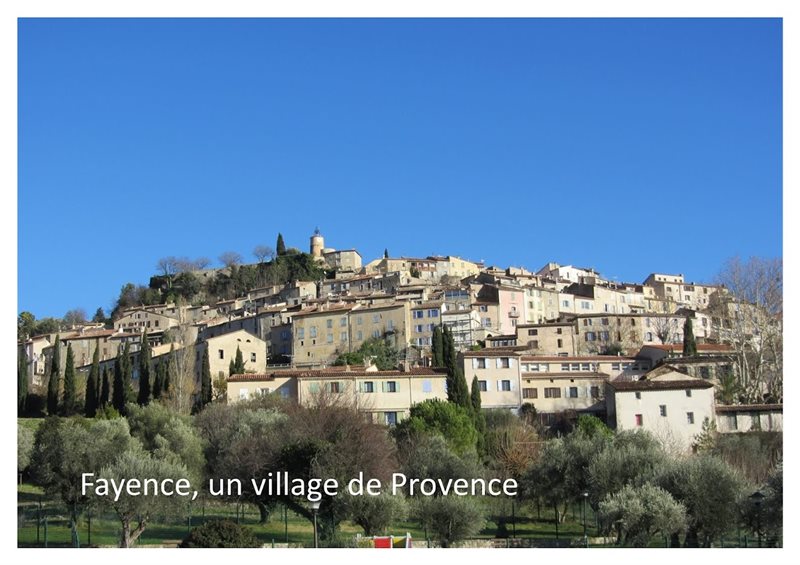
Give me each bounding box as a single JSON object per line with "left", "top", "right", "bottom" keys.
{"left": 227, "top": 366, "right": 448, "bottom": 426}
{"left": 409, "top": 301, "right": 443, "bottom": 349}
{"left": 323, "top": 249, "right": 362, "bottom": 272}
{"left": 515, "top": 322, "right": 578, "bottom": 356}
{"left": 462, "top": 350, "right": 522, "bottom": 409}
{"left": 114, "top": 309, "right": 178, "bottom": 334}
{"left": 643, "top": 273, "right": 721, "bottom": 311}
{"left": 715, "top": 404, "right": 782, "bottom": 433}
{"left": 197, "top": 329, "right": 269, "bottom": 380}
{"left": 606, "top": 365, "right": 715, "bottom": 451}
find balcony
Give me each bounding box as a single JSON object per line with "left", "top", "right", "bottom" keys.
{"left": 508, "top": 310, "right": 520, "bottom": 318}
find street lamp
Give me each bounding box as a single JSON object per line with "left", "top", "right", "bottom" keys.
{"left": 582, "top": 491, "right": 589, "bottom": 548}
{"left": 750, "top": 490, "right": 765, "bottom": 548}
{"left": 310, "top": 500, "right": 321, "bottom": 548}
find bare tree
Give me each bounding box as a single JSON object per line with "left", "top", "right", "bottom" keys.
{"left": 711, "top": 256, "right": 782, "bottom": 403}
{"left": 218, "top": 251, "right": 243, "bottom": 269}
{"left": 650, "top": 314, "right": 681, "bottom": 345}
{"left": 163, "top": 301, "right": 197, "bottom": 414}
{"left": 63, "top": 308, "right": 87, "bottom": 328}
{"left": 193, "top": 257, "right": 211, "bottom": 270}
{"left": 156, "top": 257, "right": 180, "bottom": 290}
{"left": 253, "top": 245, "right": 275, "bottom": 263}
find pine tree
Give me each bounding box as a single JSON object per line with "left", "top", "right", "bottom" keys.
{"left": 84, "top": 345, "right": 100, "bottom": 417}
{"left": 18, "top": 346, "right": 28, "bottom": 415}
{"left": 62, "top": 343, "right": 77, "bottom": 416}
{"left": 200, "top": 347, "right": 212, "bottom": 408}
{"left": 47, "top": 335, "right": 61, "bottom": 415}
{"left": 137, "top": 330, "right": 152, "bottom": 405}
{"left": 276, "top": 233, "right": 286, "bottom": 256}
{"left": 100, "top": 366, "right": 110, "bottom": 408}
{"left": 432, "top": 326, "right": 445, "bottom": 367}
{"left": 683, "top": 317, "right": 698, "bottom": 356}
{"left": 112, "top": 354, "right": 126, "bottom": 413}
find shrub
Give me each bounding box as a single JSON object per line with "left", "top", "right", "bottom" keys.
{"left": 180, "top": 520, "right": 262, "bottom": 548}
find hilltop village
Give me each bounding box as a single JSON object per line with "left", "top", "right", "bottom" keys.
{"left": 20, "top": 229, "right": 782, "bottom": 451}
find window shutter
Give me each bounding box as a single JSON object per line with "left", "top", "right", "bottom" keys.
{"left": 585, "top": 386, "right": 591, "bottom": 398}
{"left": 395, "top": 381, "right": 401, "bottom": 392}
{"left": 357, "top": 382, "right": 362, "bottom": 393}
{"left": 497, "top": 380, "right": 501, "bottom": 391}
{"left": 510, "top": 380, "right": 515, "bottom": 391}
{"left": 509, "top": 358, "right": 516, "bottom": 368}
{"left": 564, "top": 387, "right": 569, "bottom": 398}
{"left": 472, "top": 358, "right": 478, "bottom": 369}
{"left": 496, "top": 358, "right": 502, "bottom": 369}
{"left": 381, "top": 381, "right": 386, "bottom": 393}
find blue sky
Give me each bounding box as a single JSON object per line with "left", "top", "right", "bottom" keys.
{"left": 18, "top": 18, "right": 782, "bottom": 319}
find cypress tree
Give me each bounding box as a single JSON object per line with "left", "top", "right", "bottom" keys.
{"left": 234, "top": 346, "right": 246, "bottom": 375}
{"left": 47, "top": 335, "right": 61, "bottom": 415}
{"left": 152, "top": 357, "right": 165, "bottom": 400}
{"left": 121, "top": 341, "right": 135, "bottom": 407}
{"left": 164, "top": 344, "right": 176, "bottom": 397}
{"left": 229, "top": 358, "right": 235, "bottom": 377}
{"left": 84, "top": 345, "right": 100, "bottom": 417}
{"left": 201, "top": 347, "right": 212, "bottom": 408}
{"left": 18, "top": 346, "right": 28, "bottom": 415}
{"left": 471, "top": 375, "right": 486, "bottom": 456}
{"left": 384, "top": 248, "right": 389, "bottom": 259}
{"left": 471, "top": 375, "right": 482, "bottom": 414}
{"left": 137, "top": 330, "right": 152, "bottom": 405}
{"left": 112, "top": 353, "right": 126, "bottom": 413}
{"left": 100, "top": 366, "right": 110, "bottom": 408}
{"left": 683, "top": 317, "right": 698, "bottom": 356}
{"left": 432, "top": 326, "right": 445, "bottom": 367}
{"left": 443, "top": 327, "right": 470, "bottom": 408}
{"left": 62, "top": 343, "right": 77, "bottom": 416}
{"left": 276, "top": 233, "right": 286, "bottom": 256}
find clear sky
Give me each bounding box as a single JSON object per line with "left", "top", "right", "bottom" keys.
{"left": 18, "top": 18, "right": 782, "bottom": 319}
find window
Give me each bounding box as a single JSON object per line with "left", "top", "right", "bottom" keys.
{"left": 635, "top": 414, "right": 643, "bottom": 427}
{"left": 562, "top": 300, "right": 570, "bottom": 308}
{"left": 500, "top": 380, "right": 511, "bottom": 392}
{"left": 685, "top": 389, "right": 692, "bottom": 397}
{"left": 372, "top": 314, "right": 380, "bottom": 323}
{"left": 580, "top": 363, "right": 591, "bottom": 371}
{"left": 557, "top": 338, "right": 563, "bottom": 348}
{"left": 310, "top": 326, "right": 318, "bottom": 338}
{"left": 357, "top": 316, "right": 363, "bottom": 325}
{"left": 585, "top": 332, "right": 596, "bottom": 341}
{"left": 415, "top": 324, "right": 424, "bottom": 333}
{"left": 297, "top": 328, "right": 305, "bottom": 339}
{"left": 422, "top": 379, "right": 432, "bottom": 393}
{"left": 478, "top": 380, "right": 488, "bottom": 392}
{"left": 581, "top": 301, "right": 591, "bottom": 310}
{"left": 645, "top": 332, "right": 653, "bottom": 341}
{"left": 251, "top": 352, "right": 257, "bottom": 363}
{"left": 631, "top": 319, "right": 636, "bottom": 326}
{"left": 659, "top": 405, "right": 667, "bottom": 417}
{"left": 340, "top": 331, "right": 347, "bottom": 341}
{"left": 387, "top": 320, "right": 394, "bottom": 331}
{"left": 326, "top": 319, "right": 333, "bottom": 329}
{"left": 413, "top": 311, "right": 424, "bottom": 319}
{"left": 635, "top": 391, "right": 641, "bottom": 399}
{"left": 523, "top": 387, "right": 538, "bottom": 399}
{"left": 556, "top": 328, "right": 563, "bottom": 335}
{"left": 385, "top": 381, "right": 397, "bottom": 393}
{"left": 530, "top": 340, "right": 539, "bottom": 349}
{"left": 428, "top": 309, "right": 439, "bottom": 317}
{"left": 590, "top": 386, "right": 600, "bottom": 399}
{"left": 544, "top": 387, "right": 561, "bottom": 398}
{"left": 568, "top": 387, "right": 578, "bottom": 398}
{"left": 728, "top": 414, "right": 738, "bottom": 431}
{"left": 239, "top": 388, "right": 249, "bottom": 400}
{"left": 601, "top": 318, "right": 609, "bottom": 326}
{"left": 475, "top": 358, "right": 487, "bottom": 369}
{"left": 340, "top": 317, "right": 347, "bottom": 327}
{"left": 259, "top": 387, "right": 270, "bottom": 397}
{"left": 356, "top": 330, "right": 363, "bottom": 341}
{"left": 528, "top": 329, "right": 538, "bottom": 336}
{"left": 372, "top": 330, "right": 380, "bottom": 338}
{"left": 327, "top": 333, "right": 334, "bottom": 344}
{"left": 479, "top": 305, "right": 488, "bottom": 312}
{"left": 499, "top": 358, "right": 510, "bottom": 368}
{"left": 219, "top": 349, "right": 225, "bottom": 359}
{"left": 583, "top": 319, "right": 592, "bottom": 326}
{"left": 385, "top": 412, "right": 398, "bottom": 426}
{"left": 482, "top": 318, "right": 492, "bottom": 327}
{"left": 700, "top": 366, "right": 711, "bottom": 379}
{"left": 687, "top": 412, "right": 695, "bottom": 425}
{"left": 600, "top": 331, "right": 609, "bottom": 341}
{"left": 363, "top": 381, "right": 374, "bottom": 393}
